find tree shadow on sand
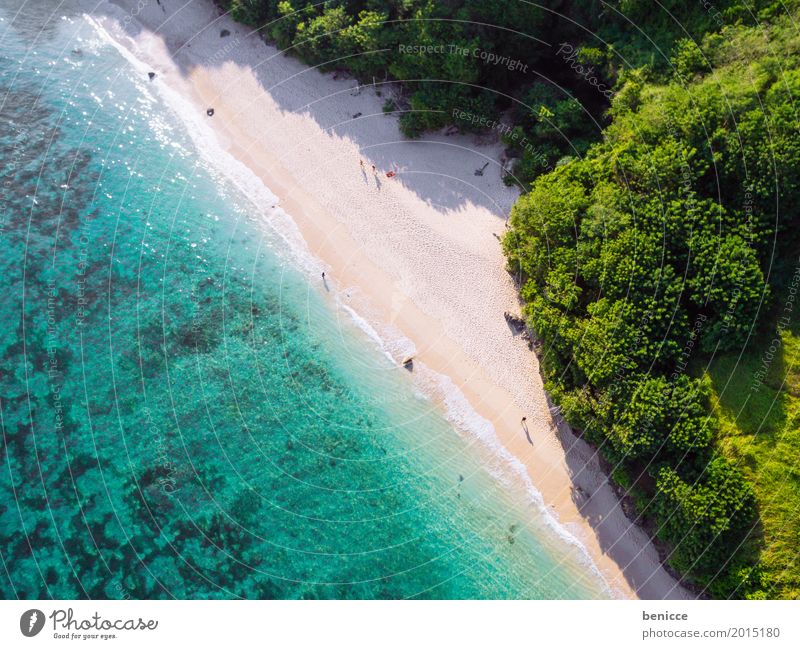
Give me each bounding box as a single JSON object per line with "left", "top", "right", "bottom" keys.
{"left": 94, "top": 0, "right": 518, "bottom": 218}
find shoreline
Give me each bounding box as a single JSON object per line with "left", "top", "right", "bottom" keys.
{"left": 98, "top": 0, "right": 692, "bottom": 599}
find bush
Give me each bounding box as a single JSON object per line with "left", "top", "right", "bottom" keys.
{"left": 501, "top": 7, "right": 800, "bottom": 594}
{"left": 225, "top": 0, "right": 270, "bottom": 26}
{"left": 654, "top": 457, "right": 756, "bottom": 590}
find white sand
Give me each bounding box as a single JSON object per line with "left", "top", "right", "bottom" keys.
{"left": 94, "top": 0, "right": 693, "bottom": 599}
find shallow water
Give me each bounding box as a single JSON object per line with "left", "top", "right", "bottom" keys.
{"left": 0, "top": 1, "right": 609, "bottom": 599}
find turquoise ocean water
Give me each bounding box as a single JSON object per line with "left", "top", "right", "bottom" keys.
{"left": 0, "top": 1, "right": 609, "bottom": 599}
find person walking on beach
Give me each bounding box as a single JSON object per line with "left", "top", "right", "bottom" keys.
{"left": 372, "top": 164, "right": 376, "bottom": 174}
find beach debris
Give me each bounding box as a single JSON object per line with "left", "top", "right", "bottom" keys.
{"left": 402, "top": 356, "right": 414, "bottom": 370}
{"left": 505, "top": 311, "right": 542, "bottom": 349}
{"left": 521, "top": 329, "right": 542, "bottom": 350}
{"left": 148, "top": 71, "right": 156, "bottom": 80}
{"left": 220, "top": 29, "right": 231, "bottom": 38}
{"left": 206, "top": 108, "right": 215, "bottom": 117}
{"left": 504, "top": 311, "right": 527, "bottom": 332}
{"left": 386, "top": 170, "right": 396, "bottom": 178}
{"left": 474, "top": 161, "right": 490, "bottom": 176}
{"left": 502, "top": 156, "right": 519, "bottom": 177}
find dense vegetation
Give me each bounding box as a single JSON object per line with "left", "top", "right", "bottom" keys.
{"left": 217, "top": 1, "right": 785, "bottom": 187}
{"left": 218, "top": 0, "right": 800, "bottom": 597}
{"left": 504, "top": 11, "right": 800, "bottom": 597}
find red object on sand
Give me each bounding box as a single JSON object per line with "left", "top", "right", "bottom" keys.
{"left": 386, "top": 171, "right": 396, "bottom": 178}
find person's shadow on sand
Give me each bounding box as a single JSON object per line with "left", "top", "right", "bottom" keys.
{"left": 522, "top": 420, "right": 532, "bottom": 445}
{"left": 374, "top": 174, "right": 382, "bottom": 190}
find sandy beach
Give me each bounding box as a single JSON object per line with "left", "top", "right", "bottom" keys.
{"left": 96, "top": 0, "right": 692, "bottom": 599}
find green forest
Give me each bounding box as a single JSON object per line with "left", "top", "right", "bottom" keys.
{"left": 218, "top": 0, "right": 800, "bottom": 598}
